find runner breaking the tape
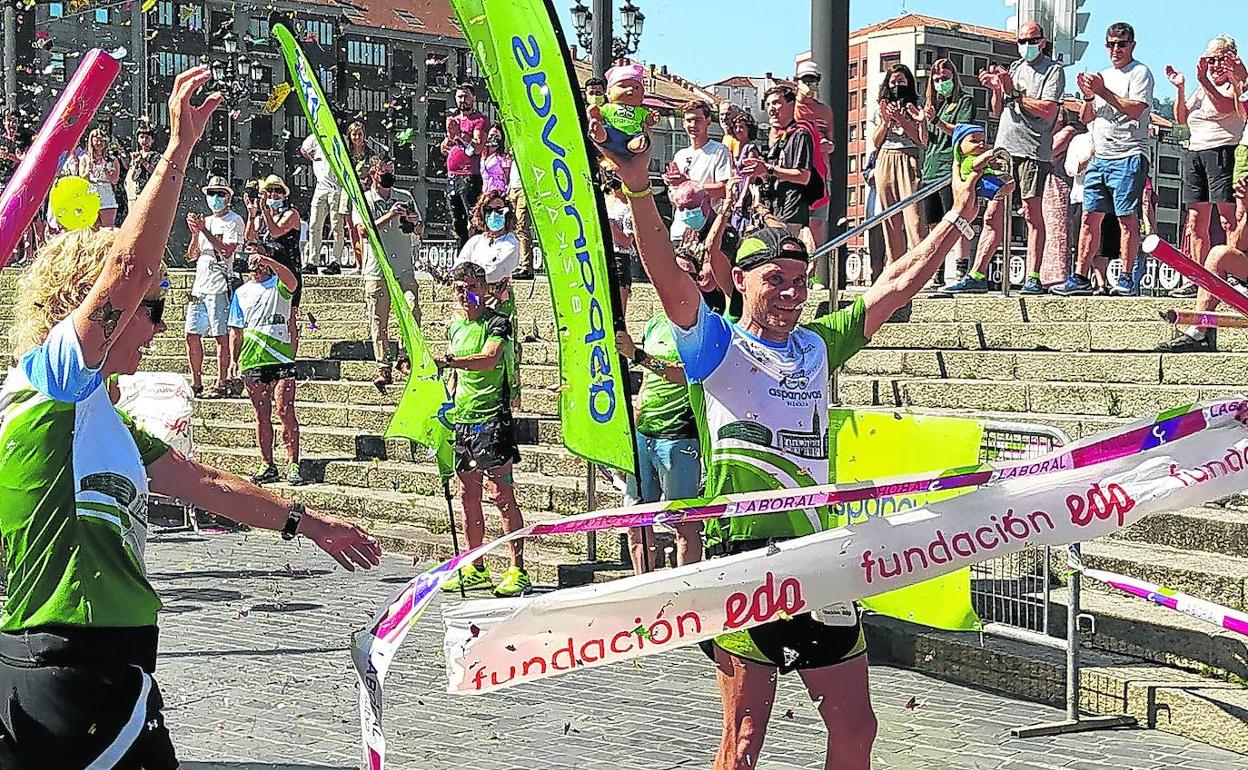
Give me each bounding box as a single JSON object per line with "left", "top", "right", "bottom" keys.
{"left": 0, "top": 67, "right": 381, "bottom": 770}
{"left": 591, "top": 111, "right": 984, "bottom": 769}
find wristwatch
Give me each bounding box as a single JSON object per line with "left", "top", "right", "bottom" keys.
{"left": 281, "top": 502, "right": 306, "bottom": 541}
{"left": 632, "top": 348, "right": 649, "bottom": 366}
{"left": 942, "top": 210, "right": 975, "bottom": 241}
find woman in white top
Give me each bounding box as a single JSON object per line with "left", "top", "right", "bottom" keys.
{"left": 455, "top": 190, "right": 521, "bottom": 306}
{"left": 78, "top": 128, "right": 120, "bottom": 228}
{"left": 1167, "top": 35, "right": 1246, "bottom": 292}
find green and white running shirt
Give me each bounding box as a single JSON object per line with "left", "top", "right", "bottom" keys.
{"left": 0, "top": 317, "right": 170, "bottom": 631}
{"left": 229, "top": 274, "right": 294, "bottom": 372}
{"left": 672, "top": 297, "right": 869, "bottom": 546}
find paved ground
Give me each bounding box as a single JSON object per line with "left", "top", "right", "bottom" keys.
{"left": 141, "top": 530, "right": 1244, "bottom": 770}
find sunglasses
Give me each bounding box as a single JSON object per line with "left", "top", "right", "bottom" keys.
{"left": 1105, "top": 40, "right": 1132, "bottom": 49}
{"left": 1017, "top": 36, "right": 1043, "bottom": 44}
{"left": 139, "top": 297, "right": 165, "bottom": 326}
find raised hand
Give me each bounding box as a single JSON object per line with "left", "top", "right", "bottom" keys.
{"left": 950, "top": 151, "right": 985, "bottom": 221}
{"left": 167, "top": 65, "right": 222, "bottom": 151}
{"left": 1165, "top": 65, "right": 1185, "bottom": 88}
{"left": 1076, "top": 72, "right": 1096, "bottom": 99}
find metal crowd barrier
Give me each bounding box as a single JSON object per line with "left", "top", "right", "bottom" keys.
{"left": 976, "top": 419, "right": 1136, "bottom": 737}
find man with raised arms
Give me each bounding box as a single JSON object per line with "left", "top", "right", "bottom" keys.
{"left": 590, "top": 114, "right": 983, "bottom": 769}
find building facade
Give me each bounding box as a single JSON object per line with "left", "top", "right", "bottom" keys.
{"left": 27, "top": 0, "right": 474, "bottom": 249}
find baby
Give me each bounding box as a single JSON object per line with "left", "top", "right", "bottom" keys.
{"left": 951, "top": 123, "right": 1010, "bottom": 199}
{"left": 588, "top": 63, "right": 659, "bottom": 155}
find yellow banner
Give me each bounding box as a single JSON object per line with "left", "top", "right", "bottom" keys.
{"left": 829, "top": 410, "right": 983, "bottom": 631}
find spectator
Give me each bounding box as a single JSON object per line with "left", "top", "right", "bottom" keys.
{"left": 1040, "top": 110, "right": 1085, "bottom": 286}
{"left": 0, "top": 110, "right": 26, "bottom": 184}
{"left": 1054, "top": 22, "right": 1155, "bottom": 296}
{"left": 718, "top": 101, "right": 746, "bottom": 157}
{"left": 300, "top": 131, "right": 347, "bottom": 276}
{"left": 481, "top": 125, "right": 512, "bottom": 196}
{"left": 438, "top": 262, "right": 528, "bottom": 598}
{"left": 742, "top": 85, "right": 819, "bottom": 253}
{"left": 440, "top": 83, "right": 490, "bottom": 246}
{"left": 230, "top": 248, "right": 304, "bottom": 486}
{"left": 124, "top": 123, "right": 159, "bottom": 208}
{"left": 794, "top": 61, "right": 836, "bottom": 250}
{"left": 920, "top": 57, "right": 977, "bottom": 286}
{"left": 871, "top": 63, "right": 928, "bottom": 266}
{"left": 507, "top": 150, "right": 535, "bottom": 279}
{"left": 1166, "top": 35, "right": 1245, "bottom": 298}
{"left": 456, "top": 191, "right": 522, "bottom": 313}
{"left": 244, "top": 175, "right": 304, "bottom": 353}
{"left": 356, "top": 156, "right": 423, "bottom": 387}
{"left": 79, "top": 128, "right": 120, "bottom": 229}
{"left": 723, "top": 110, "right": 764, "bottom": 231}
{"left": 948, "top": 22, "right": 1064, "bottom": 295}
{"left": 615, "top": 313, "right": 702, "bottom": 574}
{"left": 585, "top": 76, "right": 607, "bottom": 106}
{"left": 665, "top": 100, "right": 733, "bottom": 244}
{"left": 603, "top": 173, "right": 637, "bottom": 312}
{"left": 184, "top": 175, "right": 243, "bottom": 399}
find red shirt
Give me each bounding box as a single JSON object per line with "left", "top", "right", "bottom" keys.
{"left": 445, "top": 111, "right": 489, "bottom": 176}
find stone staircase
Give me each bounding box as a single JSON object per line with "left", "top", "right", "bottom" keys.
{"left": 3, "top": 269, "right": 1248, "bottom": 751}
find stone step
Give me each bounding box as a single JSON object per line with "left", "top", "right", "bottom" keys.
{"left": 1116, "top": 506, "right": 1248, "bottom": 560}
{"left": 839, "top": 375, "right": 1244, "bottom": 419}
{"left": 191, "top": 444, "right": 622, "bottom": 514}
{"left": 191, "top": 419, "right": 589, "bottom": 477}
{"left": 891, "top": 294, "right": 1209, "bottom": 324}
{"left": 1080, "top": 538, "right": 1248, "bottom": 610}
{"left": 846, "top": 349, "right": 1248, "bottom": 387}
{"left": 845, "top": 405, "right": 1130, "bottom": 441}
{"left": 1048, "top": 582, "right": 1248, "bottom": 684}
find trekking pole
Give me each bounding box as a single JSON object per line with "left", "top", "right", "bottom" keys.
{"left": 442, "top": 478, "right": 467, "bottom": 599}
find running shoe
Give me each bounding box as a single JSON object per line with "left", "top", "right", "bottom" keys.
{"left": 1170, "top": 283, "right": 1199, "bottom": 298}
{"left": 251, "top": 463, "right": 279, "bottom": 485}
{"left": 287, "top": 462, "right": 306, "bottom": 486}
{"left": 442, "top": 564, "right": 495, "bottom": 593}
{"left": 1109, "top": 275, "right": 1138, "bottom": 297}
{"left": 1019, "top": 277, "right": 1045, "bottom": 295}
{"left": 1050, "top": 274, "right": 1094, "bottom": 296}
{"left": 493, "top": 566, "right": 532, "bottom": 597}
{"left": 302, "top": 261, "right": 319, "bottom": 275}
{"left": 943, "top": 274, "right": 989, "bottom": 294}
{"left": 1157, "top": 332, "right": 1213, "bottom": 353}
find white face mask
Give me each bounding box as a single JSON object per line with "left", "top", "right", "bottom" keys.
{"left": 1019, "top": 42, "right": 1042, "bottom": 62}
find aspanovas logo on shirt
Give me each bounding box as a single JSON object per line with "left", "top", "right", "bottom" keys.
{"left": 80, "top": 471, "right": 149, "bottom": 563}
{"left": 768, "top": 370, "right": 823, "bottom": 406}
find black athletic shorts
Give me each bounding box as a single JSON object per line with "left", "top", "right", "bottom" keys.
{"left": 242, "top": 363, "right": 297, "bottom": 385}
{"left": 0, "top": 626, "right": 177, "bottom": 770}
{"left": 700, "top": 538, "right": 866, "bottom": 674}
{"left": 453, "top": 414, "right": 521, "bottom": 473}
{"left": 1183, "top": 145, "right": 1237, "bottom": 205}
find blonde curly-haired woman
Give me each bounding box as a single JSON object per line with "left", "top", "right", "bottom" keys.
{"left": 0, "top": 67, "right": 380, "bottom": 770}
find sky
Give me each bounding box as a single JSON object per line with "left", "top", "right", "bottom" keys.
{"left": 551, "top": 0, "right": 1224, "bottom": 99}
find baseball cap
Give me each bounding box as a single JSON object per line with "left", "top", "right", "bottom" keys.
{"left": 734, "top": 227, "right": 809, "bottom": 271}
{"left": 796, "top": 60, "right": 821, "bottom": 79}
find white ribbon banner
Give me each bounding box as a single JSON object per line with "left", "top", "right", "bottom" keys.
{"left": 443, "top": 404, "right": 1248, "bottom": 694}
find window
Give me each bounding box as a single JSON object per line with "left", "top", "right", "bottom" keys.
{"left": 156, "top": 1, "right": 173, "bottom": 26}
{"left": 316, "top": 65, "right": 334, "bottom": 96}
{"left": 949, "top": 52, "right": 965, "bottom": 74}
{"left": 848, "top": 155, "right": 857, "bottom": 173}
{"left": 848, "top": 61, "right": 858, "bottom": 80}
{"left": 426, "top": 98, "right": 447, "bottom": 131}
{"left": 393, "top": 9, "right": 423, "bottom": 29}
{"left": 250, "top": 65, "right": 272, "bottom": 100}
{"left": 347, "top": 40, "right": 387, "bottom": 67}
{"left": 848, "top": 187, "right": 858, "bottom": 206}
{"left": 302, "top": 18, "right": 334, "bottom": 47}
{"left": 394, "top": 142, "right": 415, "bottom": 175}
{"left": 393, "top": 50, "right": 417, "bottom": 83}
{"left": 95, "top": 8, "right": 109, "bottom": 24}
{"left": 427, "top": 51, "right": 449, "bottom": 82}
{"left": 178, "top": 4, "right": 203, "bottom": 33}
{"left": 880, "top": 52, "right": 901, "bottom": 71}
{"left": 426, "top": 144, "right": 447, "bottom": 179}
{"left": 346, "top": 87, "right": 386, "bottom": 114}
{"left": 48, "top": 2, "right": 63, "bottom": 19}
{"left": 1157, "top": 184, "right": 1180, "bottom": 210}
{"left": 250, "top": 115, "right": 274, "bottom": 151}
{"left": 288, "top": 114, "right": 309, "bottom": 138}
{"left": 847, "top": 123, "right": 857, "bottom": 143}
{"left": 848, "top": 91, "right": 858, "bottom": 112}
{"left": 1158, "top": 155, "right": 1180, "bottom": 177}
{"left": 248, "top": 16, "right": 270, "bottom": 42}
{"left": 152, "top": 51, "right": 195, "bottom": 77}
{"left": 49, "top": 52, "right": 65, "bottom": 83}
{"left": 149, "top": 101, "right": 169, "bottom": 128}
{"left": 919, "top": 49, "right": 936, "bottom": 69}
{"left": 972, "top": 56, "right": 988, "bottom": 76}
{"left": 971, "top": 87, "right": 988, "bottom": 112}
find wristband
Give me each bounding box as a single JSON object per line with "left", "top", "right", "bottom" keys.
{"left": 942, "top": 210, "right": 975, "bottom": 241}
{"left": 621, "top": 181, "right": 653, "bottom": 200}
{"left": 281, "top": 502, "right": 306, "bottom": 541}
{"left": 632, "top": 349, "right": 649, "bottom": 366}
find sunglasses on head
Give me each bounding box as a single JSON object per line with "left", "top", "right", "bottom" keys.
{"left": 139, "top": 298, "right": 165, "bottom": 326}
{"left": 1105, "top": 39, "right": 1132, "bottom": 49}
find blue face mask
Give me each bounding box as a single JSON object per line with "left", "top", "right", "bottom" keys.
{"left": 206, "top": 194, "right": 226, "bottom": 212}
{"left": 681, "top": 207, "right": 707, "bottom": 231}
{"left": 485, "top": 211, "right": 507, "bottom": 231}
{"left": 267, "top": 198, "right": 285, "bottom": 211}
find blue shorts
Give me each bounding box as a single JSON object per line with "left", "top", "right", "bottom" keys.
{"left": 624, "top": 433, "right": 702, "bottom": 505}
{"left": 184, "top": 292, "right": 230, "bottom": 337}
{"left": 1083, "top": 154, "right": 1149, "bottom": 218}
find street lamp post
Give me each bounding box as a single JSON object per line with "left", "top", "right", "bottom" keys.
{"left": 569, "top": 0, "right": 645, "bottom": 77}
{"left": 209, "top": 32, "right": 253, "bottom": 184}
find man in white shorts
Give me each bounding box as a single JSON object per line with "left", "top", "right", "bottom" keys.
{"left": 184, "top": 175, "right": 243, "bottom": 398}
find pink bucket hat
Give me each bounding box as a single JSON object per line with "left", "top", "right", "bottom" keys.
{"left": 606, "top": 63, "right": 645, "bottom": 90}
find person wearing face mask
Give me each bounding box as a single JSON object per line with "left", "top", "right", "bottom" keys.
{"left": 244, "top": 175, "right": 304, "bottom": 353}
{"left": 664, "top": 100, "right": 733, "bottom": 245}
{"left": 869, "top": 64, "right": 927, "bottom": 266}
{"left": 948, "top": 20, "right": 1064, "bottom": 295}
{"left": 125, "top": 124, "right": 159, "bottom": 207}
{"left": 183, "top": 176, "right": 243, "bottom": 398}
{"left": 921, "top": 58, "right": 977, "bottom": 287}
{"left": 480, "top": 125, "right": 512, "bottom": 197}
{"left": 354, "top": 156, "right": 424, "bottom": 387}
